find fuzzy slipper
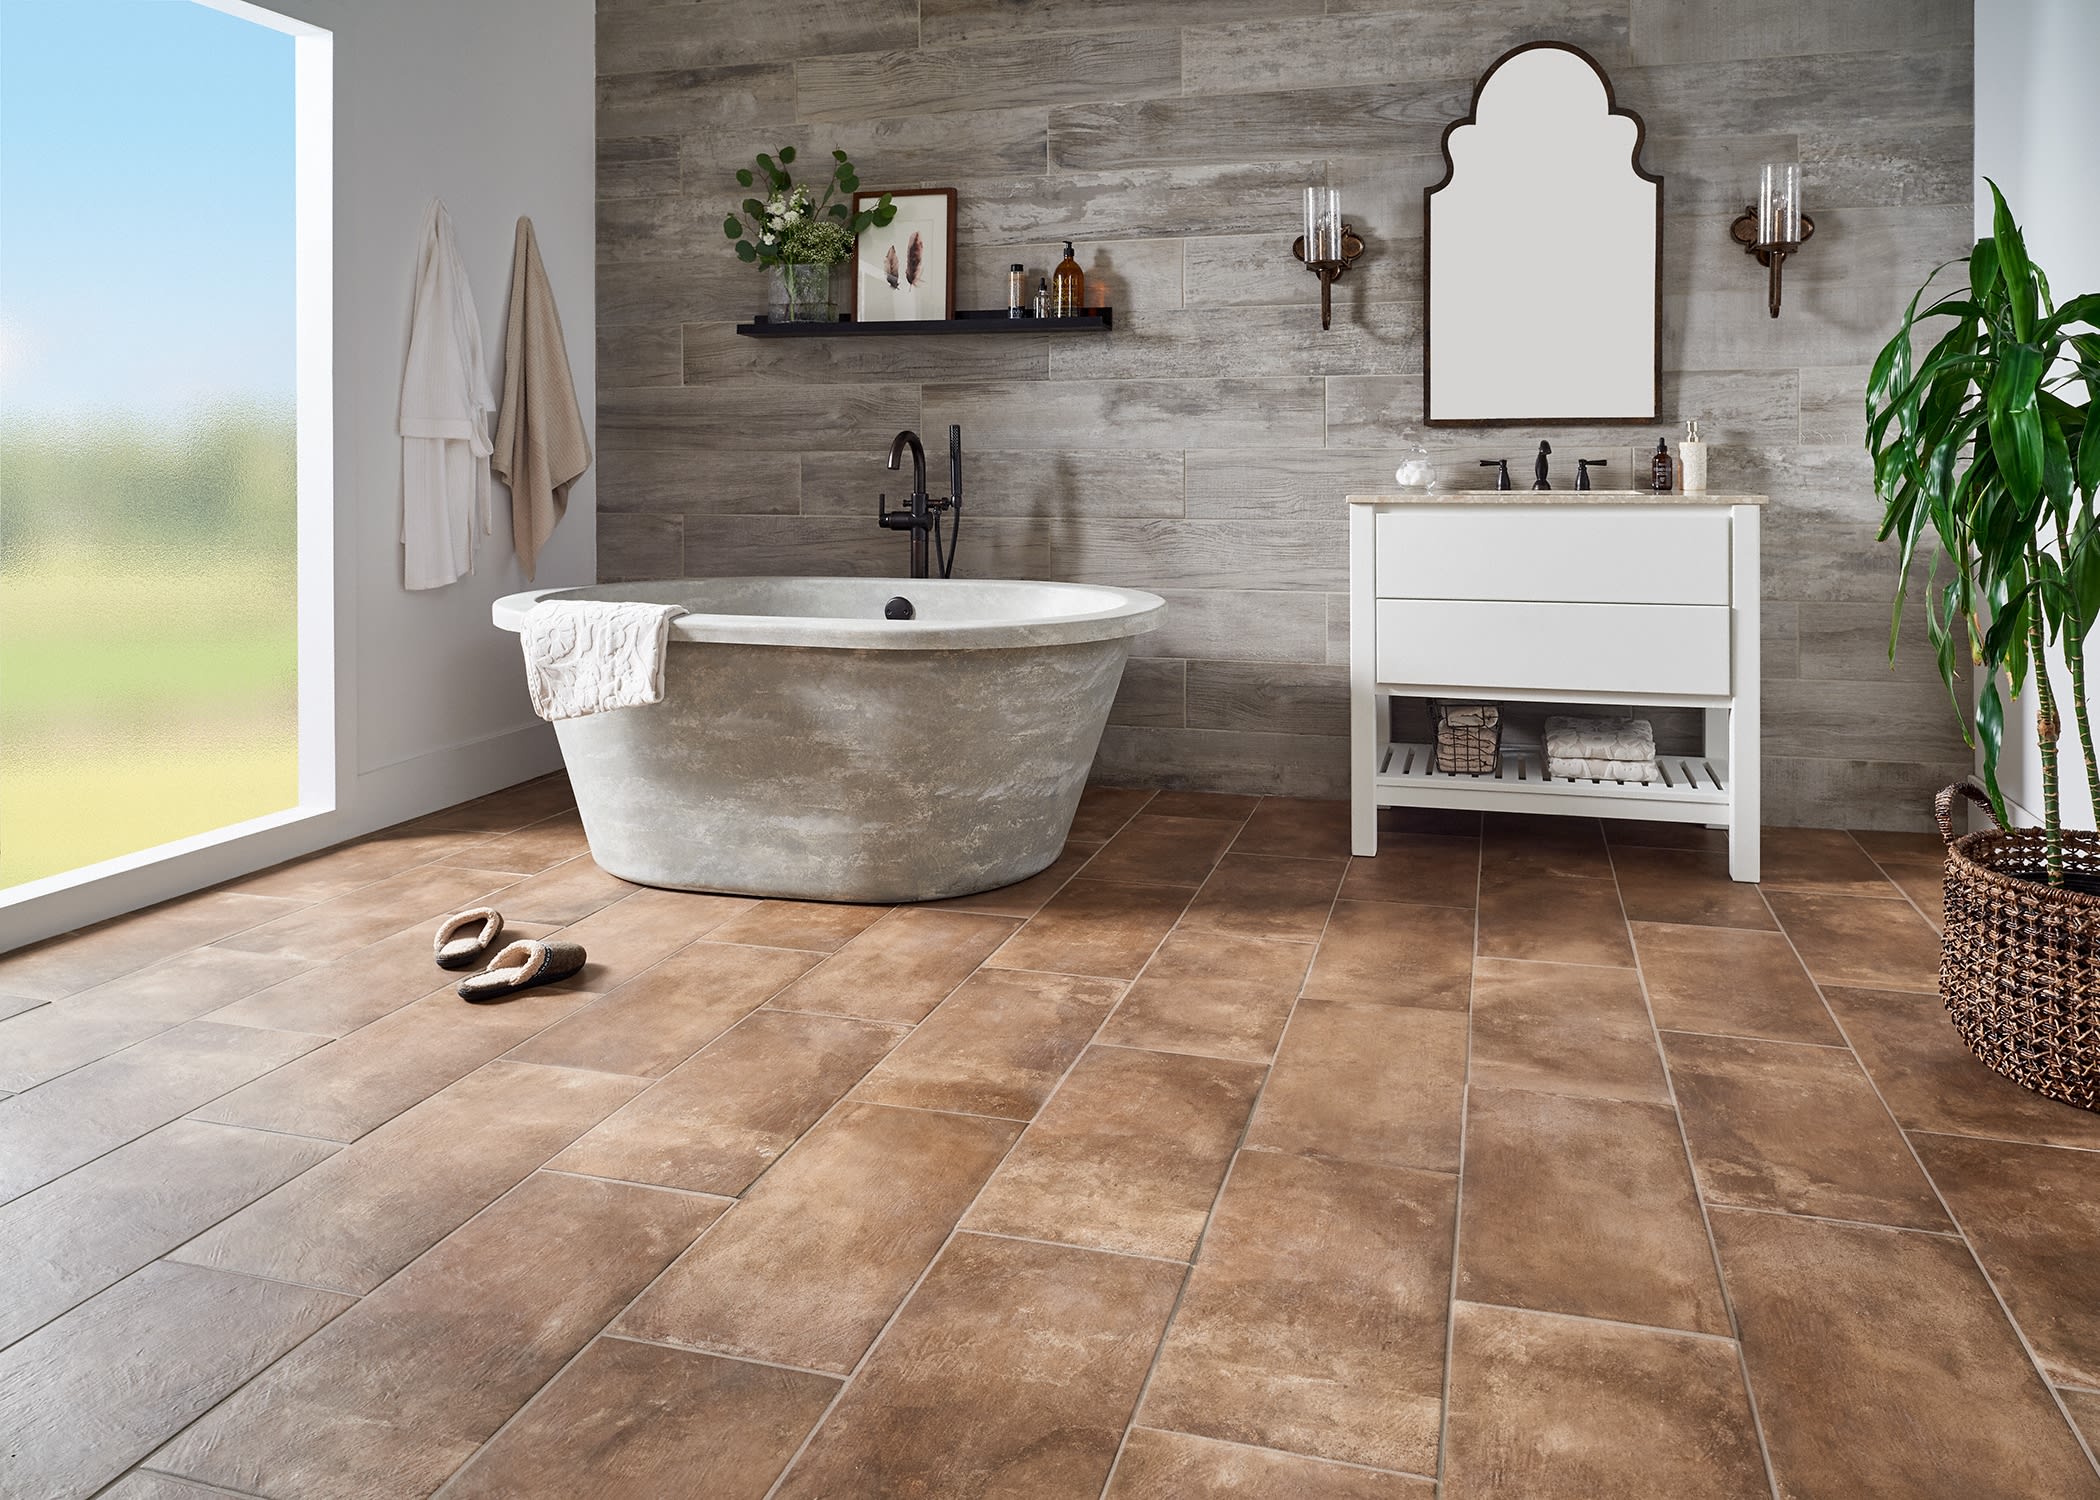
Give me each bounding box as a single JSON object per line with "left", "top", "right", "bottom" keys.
{"left": 434, "top": 908, "right": 505, "bottom": 970}
{"left": 457, "top": 939, "right": 587, "bottom": 1002}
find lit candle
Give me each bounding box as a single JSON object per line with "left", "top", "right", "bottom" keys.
{"left": 1303, "top": 186, "right": 1318, "bottom": 264}
{"left": 1757, "top": 163, "right": 1802, "bottom": 247}
{"left": 1325, "top": 189, "right": 1342, "bottom": 261}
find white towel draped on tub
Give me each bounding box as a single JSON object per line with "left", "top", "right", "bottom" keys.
{"left": 522, "top": 599, "right": 684, "bottom": 721}
{"left": 399, "top": 200, "right": 495, "bottom": 591}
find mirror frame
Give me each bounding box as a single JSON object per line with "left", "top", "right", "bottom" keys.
{"left": 1422, "top": 41, "right": 1663, "bottom": 428}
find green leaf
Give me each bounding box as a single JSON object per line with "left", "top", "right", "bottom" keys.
{"left": 1969, "top": 236, "right": 2000, "bottom": 303}
{"left": 1987, "top": 178, "right": 2039, "bottom": 339}
{"left": 735, "top": 168, "right": 753, "bottom": 188}
{"left": 1988, "top": 342, "right": 2047, "bottom": 509}
{"left": 828, "top": 203, "right": 849, "bottom": 222}
{"left": 833, "top": 149, "right": 848, "bottom": 162}
{"left": 723, "top": 215, "right": 743, "bottom": 240}
{"left": 735, "top": 240, "right": 757, "bottom": 262}
{"left": 840, "top": 175, "right": 859, "bottom": 193}
{"left": 1977, "top": 677, "right": 2009, "bottom": 821}
{"left": 779, "top": 145, "right": 796, "bottom": 164}
{"left": 743, "top": 198, "right": 765, "bottom": 218}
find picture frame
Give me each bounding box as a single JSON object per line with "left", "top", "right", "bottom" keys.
{"left": 850, "top": 187, "right": 957, "bottom": 324}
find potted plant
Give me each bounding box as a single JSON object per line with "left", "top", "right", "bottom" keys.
{"left": 1866, "top": 180, "right": 2100, "bottom": 1108}
{"left": 723, "top": 146, "right": 894, "bottom": 322}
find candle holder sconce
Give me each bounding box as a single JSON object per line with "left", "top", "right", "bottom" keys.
{"left": 1293, "top": 226, "right": 1365, "bottom": 331}
{"left": 1730, "top": 162, "right": 1814, "bottom": 318}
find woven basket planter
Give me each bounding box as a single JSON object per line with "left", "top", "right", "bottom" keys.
{"left": 1935, "top": 784, "right": 2100, "bottom": 1112}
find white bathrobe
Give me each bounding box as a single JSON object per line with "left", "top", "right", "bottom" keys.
{"left": 399, "top": 200, "right": 495, "bottom": 590}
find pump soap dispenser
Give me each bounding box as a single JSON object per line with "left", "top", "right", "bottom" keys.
{"left": 1052, "top": 242, "right": 1085, "bottom": 318}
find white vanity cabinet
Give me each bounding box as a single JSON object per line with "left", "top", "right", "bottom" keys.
{"left": 1348, "top": 492, "right": 1763, "bottom": 882}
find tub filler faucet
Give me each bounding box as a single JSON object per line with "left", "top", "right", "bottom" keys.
{"left": 879, "top": 425, "right": 964, "bottom": 579}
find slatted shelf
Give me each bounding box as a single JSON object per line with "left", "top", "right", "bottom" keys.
{"left": 1373, "top": 739, "right": 1730, "bottom": 820}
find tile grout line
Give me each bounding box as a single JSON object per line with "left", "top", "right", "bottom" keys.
{"left": 1452, "top": 1296, "right": 1746, "bottom": 1348}
{"left": 1607, "top": 832, "right": 1786, "bottom": 1500}
{"left": 1431, "top": 814, "right": 1483, "bottom": 1493}
{"left": 1759, "top": 883, "right": 2100, "bottom": 1480}
{"left": 1095, "top": 793, "right": 1347, "bottom": 1500}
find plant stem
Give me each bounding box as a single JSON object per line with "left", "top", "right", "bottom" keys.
{"left": 2029, "top": 600, "right": 2066, "bottom": 883}
{"left": 2067, "top": 622, "right": 2100, "bottom": 822}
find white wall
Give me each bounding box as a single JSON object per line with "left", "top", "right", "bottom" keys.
{"left": 1, "top": 0, "right": 594, "bottom": 949}
{"left": 1974, "top": 0, "right": 2100, "bottom": 832}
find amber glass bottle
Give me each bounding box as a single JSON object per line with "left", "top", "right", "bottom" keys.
{"left": 1052, "top": 241, "right": 1084, "bottom": 317}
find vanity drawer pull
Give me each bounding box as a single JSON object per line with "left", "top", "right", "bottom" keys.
{"left": 1374, "top": 506, "right": 1731, "bottom": 605}
{"left": 1374, "top": 600, "right": 1731, "bottom": 697}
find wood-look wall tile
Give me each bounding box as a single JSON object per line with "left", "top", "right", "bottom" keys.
{"left": 601, "top": 447, "right": 801, "bottom": 516}
{"left": 1047, "top": 302, "right": 1421, "bottom": 379}
{"left": 1799, "top": 365, "right": 1870, "bottom": 446}
{"left": 802, "top": 448, "right": 1185, "bottom": 521}
{"left": 1620, "top": 49, "right": 1972, "bottom": 142}
{"left": 1799, "top": 123, "right": 1975, "bottom": 209}
{"left": 680, "top": 318, "right": 1048, "bottom": 385}
{"left": 1051, "top": 82, "right": 1472, "bottom": 172}
{"left": 1094, "top": 726, "right": 1349, "bottom": 798}
{"left": 922, "top": 0, "right": 1320, "bottom": 46}
{"left": 1127, "top": 590, "right": 1330, "bottom": 664}
{"left": 1184, "top": 5, "right": 1626, "bottom": 95}
{"left": 599, "top": 322, "right": 683, "bottom": 388}
{"left": 1111, "top": 657, "right": 1187, "bottom": 728}
{"left": 602, "top": 383, "right": 919, "bottom": 454}
{"left": 1183, "top": 232, "right": 1421, "bottom": 309}
{"left": 1764, "top": 756, "right": 1976, "bottom": 834}
{"left": 1185, "top": 660, "right": 1348, "bottom": 737}
{"left": 598, "top": 0, "right": 918, "bottom": 75}
{"left": 1763, "top": 679, "right": 1972, "bottom": 761}
{"left": 957, "top": 236, "right": 1182, "bottom": 315}
{"left": 1647, "top": 131, "right": 1800, "bottom": 216}
{"left": 598, "top": 135, "right": 683, "bottom": 200}
{"left": 1183, "top": 448, "right": 1411, "bottom": 522}
{"left": 952, "top": 162, "right": 1317, "bottom": 243}
{"left": 679, "top": 108, "right": 1053, "bottom": 190}
{"left": 1628, "top": 0, "right": 1970, "bottom": 66}
{"left": 597, "top": 63, "right": 797, "bottom": 136}
{"left": 597, "top": 253, "right": 754, "bottom": 327}
{"left": 795, "top": 32, "right": 1182, "bottom": 121}
{"left": 923, "top": 377, "right": 1322, "bottom": 452}
{"left": 598, "top": 512, "right": 684, "bottom": 582}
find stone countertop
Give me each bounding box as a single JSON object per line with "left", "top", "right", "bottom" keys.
{"left": 1346, "top": 490, "right": 1767, "bottom": 506}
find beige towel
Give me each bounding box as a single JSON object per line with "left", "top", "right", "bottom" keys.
{"left": 493, "top": 216, "right": 591, "bottom": 583}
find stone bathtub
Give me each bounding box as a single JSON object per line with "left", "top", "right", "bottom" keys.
{"left": 492, "top": 577, "right": 1165, "bottom": 903}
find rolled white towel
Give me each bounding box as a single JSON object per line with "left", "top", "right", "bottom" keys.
{"left": 522, "top": 598, "right": 684, "bottom": 721}
{"left": 1548, "top": 755, "right": 1661, "bottom": 783}
{"left": 1544, "top": 715, "right": 1655, "bottom": 763}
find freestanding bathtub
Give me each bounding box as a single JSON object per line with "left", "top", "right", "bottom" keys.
{"left": 492, "top": 577, "right": 1165, "bottom": 903}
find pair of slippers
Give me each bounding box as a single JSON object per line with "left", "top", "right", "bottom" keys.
{"left": 434, "top": 907, "right": 586, "bottom": 1002}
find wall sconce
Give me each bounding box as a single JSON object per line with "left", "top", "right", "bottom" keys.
{"left": 1294, "top": 186, "right": 1362, "bottom": 331}
{"left": 1730, "top": 162, "right": 1814, "bottom": 318}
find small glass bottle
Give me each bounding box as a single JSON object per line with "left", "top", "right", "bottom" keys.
{"left": 1650, "top": 437, "right": 1675, "bottom": 493}
{"left": 1052, "top": 241, "right": 1084, "bottom": 318}
{"left": 1008, "top": 263, "right": 1026, "bottom": 318}
{"left": 1034, "top": 277, "right": 1050, "bottom": 320}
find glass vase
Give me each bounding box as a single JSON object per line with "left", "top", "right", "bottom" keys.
{"left": 769, "top": 262, "right": 835, "bottom": 323}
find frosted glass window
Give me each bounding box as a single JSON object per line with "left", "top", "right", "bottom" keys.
{"left": 0, "top": 0, "right": 301, "bottom": 890}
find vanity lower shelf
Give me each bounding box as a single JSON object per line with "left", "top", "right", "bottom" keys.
{"left": 1376, "top": 739, "right": 1732, "bottom": 822}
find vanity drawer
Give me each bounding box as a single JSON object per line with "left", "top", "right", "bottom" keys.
{"left": 1374, "top": 506, "right": 1732, "bottom": 605}
{"left": 1375, "top": 600, "right": 1732, "bottom": 697}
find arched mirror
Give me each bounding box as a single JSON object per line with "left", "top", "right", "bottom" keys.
{"left": 1424, "top": 43, "right": 1661, "bottom": 426}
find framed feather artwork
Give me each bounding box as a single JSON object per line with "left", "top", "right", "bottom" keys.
{"left": 850, "top": 188, "right": 956, "bottom": 323}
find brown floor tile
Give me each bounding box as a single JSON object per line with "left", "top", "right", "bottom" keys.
{"left": 1303, "top": 899, "right": 1475, "bottom": 1009}
{"left": 1443, "top": 1301, "right": 1767, "bottom": 1500}
{"left": 1142, "top": 1149, "right": 1455, "bottom": 1475}
{"left": 1482, "top": 812, "right": 1614, "bottom": 879}
{"left": 0, "top": 1119, "right": 336, "bottom": 1348}
{"left": 1826, "top": 984, "right": 2100, "bottom": 1149}
{"left": 1144, "top": 790, "right": 1261, "bottom": 822}
{"left": 1107, "top": 1427, "right": 1432, "bottom": 1498}
{"left": 1851, "top": 828, "right": 1948, "bottom": 859}
{"left": 0, "top": 947, "right": 310, "bottom": 1092}
{"left": 1459, "top": 1086, "right": 1729, "bottom": 1336}
{"left": 175, "top": 1060, "right": 645, "bottom": 1294}
{"left": 1380, "top": 804, "right": 1483, "bottom": 837}
{"left": 1339, "top": 834, "right": 1481, "bottom": 908}
{"left": 442, "top": 1337, "right": 838, "bottom": 1500}
{"left": 1611, "top": 846, "right": 1778, "bottom": 929}
{"left": 1477, "top": 866, "right": 1634, "bottom": 967}
{"left": 405, "top": 773, "right": 575, "bottom": 834}
{"left": 987, "top": 878, "right": 1190, "bottom": 981}
{"left": 1766, "top": 889, "right": 1940, "bottom": 991}
{"left": 194, "top": 979, "right": 597, "bottom": 1142}
{"left": 1087, "top": 813, "right": 1242, "bottom": 888}
{"left": 481, "top": 852, "right": 639, "bottom": 925}
{"left": 1758, "top": 826, "right": 1902, "bottom": 896}
{"left": 99, "top": 1474, "right": 246, "bottom": 1499}
{"left": 1876, "top": 853, "right": 1947, "bottom": 928}
{"left": 702, "top": 898, "right": 888, "bottom": 952}
{"left": 0, "top": 1260, "right": 348, "bottom": 1500}
{"left": 1469, "top": 957, "right": 1669, "bottom": 1103}
{"left": 154, "top": 1171, "right": 720, "bottom": 1500}
{"left": 0, "top": 995, "right": 42, "bottom": 1019}
{"left": 554, "top": 885, "right": 758, "bottom": 988}
{"left": 769, "top": 907, "right": 1020, "bottom": 1022}
{"left": 1233, "top": 796, "right": 1353, "bottom": 858}
{"left": 2062, "top": 1387, "right": 2100, "bottom": 1448}
{"left": 1713, "top": 1208, "right": 2100, "bottom": 1500}
{"left": 1913, "top": 1132, "right": 2100, "bottom": 1388}
{"left": 963, "top": 1045, "right": 1262, "bottom": 1260}
{"left": 617, "top": 1101, "right": 1018, "bottom": 1373}
{"left": 506, "top": 941, "right": 816, "bottom": 1077}
{"left": 924, "top": 842, "right": 1099, "bottom": 918}
{"left": 1632, "top": 921, "right": 1839, "bottom": 1044}
{"left": 229, "top": 824, "right": 489, "bottom": 901}
{"left": 775, "top": 1232, "right": 1182, "bottom": 1500}
{"left": 0, "top": 1021, "right": 324, "bottom": 1205}
{"left": 200, "top": 920, "right": 548, "bottom": 1037}
{"left": 439, "top": 810, "right": 592, "bottom": 876}
{"left": 550, "top": 1009, "right": 906, "bottom": 1194}
{"left": 1069, "top": 784, "right": 1157, "bottom": 842}
{"left": 1097, "top": 929, "right": 1311, "bottom": 1063}
{"left": 1601, "top": 819, "right": 1730, "bottom": 854}
{"left": 211, "top": 864, "right": 520, "bottom": 961}
{"left": 0, "top": 889, "right": 303, "bottom": 1002}
{"left": 1180, "top": 853, "right": 1344, "bottom": 943}
{"left": 853, "top": 967, "right": 1121, "bottom": 1119}
{"left": 1662, "top": 1031, "right": 1950, "bottom": 1230}
{"left": 1246, "top": 999, "right": 1466, "bottom": 1173}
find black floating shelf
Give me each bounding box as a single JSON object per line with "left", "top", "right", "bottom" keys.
{"left": 735, "top": 307, "right": 1113, "bottom": 338}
